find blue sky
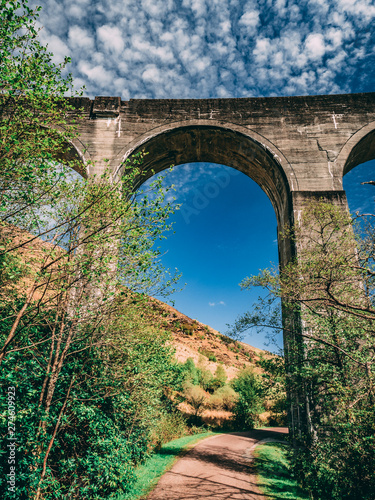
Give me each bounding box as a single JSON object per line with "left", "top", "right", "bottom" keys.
{"left": 33, "top": 0, "right": 375, "bottom": 350}
{"left": 139, "top": 160, "right": 375, "bottom": 351}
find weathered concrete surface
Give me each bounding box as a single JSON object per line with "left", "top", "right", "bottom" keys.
{"left": 65, "top": 92, "right": 375, "bottom": 190}
{"left": 146, "top": 428, "right": 288, "bottom": 500}
{"left": 61, "top": 92, "right": 375, "bottom": 266}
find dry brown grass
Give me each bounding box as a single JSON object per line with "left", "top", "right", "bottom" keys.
{"left": 149, "top": 297, "right": 272, "bottom": 381}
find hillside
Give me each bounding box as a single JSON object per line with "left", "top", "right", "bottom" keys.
{"left": 149, "top": 298, "right": 271, "bottom": 381}
{"left": 6, "top": 224, "right": 271, "bottom": 380}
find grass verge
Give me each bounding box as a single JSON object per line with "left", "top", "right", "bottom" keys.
{"left": 116, "top": 431, "right": 219, "bottom": 500}
{"left": 254, "top": 442, "right": 310, "bottom": 499}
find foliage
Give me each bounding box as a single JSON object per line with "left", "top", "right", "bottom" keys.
{"left": 231, "top": 368, "right": 264, "bottom": 429}
{"left": 292, "top": 422, "right": 375, "bottom": 500}
{"left": 182, "top": 383, "right": 209, "bottom": 417}
{"left": 182, "top": 357, "right": 200, "bottom": 386}
{"left": 149, "top": 412, "right": 189, "bottom": 451}
{"left": 209, "top": 385, "right": 238, "bottom": 411}
{"left": 214, "top": 364, "right": 227, "bottom": 386}
{"left": 257, "top": 355, "right": 287, "bottom": 426}
{"left": 0, "top": 295, "right": 183, "bottom": 499}
{"left": 229, "top": 200, "right": 375, "bottom": 497}
{"left": 198, "top": 347, "right": 217, "bottom": 362}
{"left": 197, "top": 365, "right": 215, "bottom": 392}
{"left": 0, "top": 3, "right": 187, "bottom": 498}
{"left": 0, "top": 0, "right": 85, "bottom": 237}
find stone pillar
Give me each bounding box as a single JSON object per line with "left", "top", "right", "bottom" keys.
{"left": 285, "top": 189, "right": 351, "bottom": 443}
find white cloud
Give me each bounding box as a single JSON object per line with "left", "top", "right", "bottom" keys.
{"left": 209, "top": 300, "right": 226, "bottom": 307}
{"left": 182, "top": 0, "right": 207, "bottom": 18}
{"left": 336, "top": 0, "right": 375, "bottom": 21}
{"left": 305, "top": 33, "right": 326, "bottom": 61}
{"left": 67, "top": 4, "right": 85, "bottom": 19}
{"left": 239, "top": 10, "right": 260, "bottom": 33}
{"left": 40, "top": 33, "right": 70, "bottom": 63}
{"left": 68, "top": 26, "right": 94, "bottom": 51}
{"left": 97, "top": 25, "right": 124, "bottom": 54}
{"left": 142, "top": 65, "right": 162, "bottom": 84}
{"left": 78, "top": 61, "right": 114, "bottom": 87}
{"left": 32, "top": 0, "right": 374, "bottom": 99}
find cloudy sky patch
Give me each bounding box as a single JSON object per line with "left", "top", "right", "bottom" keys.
{"left": 32, "top": 0, "right": 374, "bottom": 99}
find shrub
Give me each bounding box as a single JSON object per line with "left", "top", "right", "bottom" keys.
{"left": 150, "top": 412, "right": 188, "bottom": 450}
{"left": 183, "top": 383, "right": 209, "bottom": 416}
{"left": 182, "top": 357, "right": 200, "bottom": 385}
{"left": 214, "top": 365, "right": 227, "bottom": 386}
{"left": 181, "top": 322, "right": 195, "bottom": 335}
{"left": 214, "top": 385, "right": 238, "bottom": 411}
{"left": 198, "top": 348, "right": 217, "bottom": 362}
{"left": 208, "top": 394, "right": 225, "bottom": 410}
{"left": 231, "top": 368, "right": 264, "bottom": 429}
{"left": 198, "top": 366, "right": 214, "bottom": 391}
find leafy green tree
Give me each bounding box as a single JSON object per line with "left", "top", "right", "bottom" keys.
{"left": 210, "top": 385, "right": 238, "bottom": 411}
{"left": 0, "top": 0, "right": 83, "bottom": 236}
{"left": 183, "top": 357, "right": 200, "bottom": 385}
{"left": 231, "top": 368, "right": 264, "bottom": 429}
{"left": 0, "top": 3, "right": 184, "bottom": 498}
{"left": 229, "top": 200, "right": 375, "bottom": 498}
{"left": 182, "top": 382, "right": 208, "bottom": 417}
{"left": 213, "top": 364, "right": 227, "bottom": 387}
{"left": 256, "top": 355, "right": 287, "bottom": 425}
{"left": 0, "top": 293, "right": 182, "bottom": 499}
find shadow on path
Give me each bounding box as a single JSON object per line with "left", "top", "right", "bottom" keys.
{"left": 147, "top": 428, "right": 288, "bottom": 500}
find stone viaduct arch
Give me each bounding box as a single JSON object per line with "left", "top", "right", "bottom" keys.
{"left": 64, "top": 92, "right": 375, "bottom": 264}
{"left": 60, "top": 92, "right": 375, "bottom": 436}
{"left": 120, "top": 122, "right": 294, "bottom": 265}
{"left": 37, "top": 124, "right": 90, "bottom": 178}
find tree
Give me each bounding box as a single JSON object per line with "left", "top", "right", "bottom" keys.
{"left": 0, "top": 3, "right": 183, "bottom": 498}
{"left": 0, "top": 0, "right": 83, "bottom": 235}
{"left": 182, "top": 382, "right": 208, "bottom": 417}
{"left": 231, "top": 368, "right": 264, "bottom": 429}
{"left": 229, "top": 200, "right": 375, "bottom": 498}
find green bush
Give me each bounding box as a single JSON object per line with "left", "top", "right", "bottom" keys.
{"left": 210, "top": 385, "right": 238, "bottom": 411}
{"left": 182, "top": 382, "right": 209, "bottom": 416}
{"left": 292, "top": 421, "right": 375, "bottom": 500}
{"left": 150, "top": 412, "right": 188, "bottom": 450}
{"left": 198, "top": 348, "right": 217, "bottom": 362}
{"left": 182, "top": 357, "right": 200, "bottom": 385}
{"left": 198, "top": 366, "right": 214, "bottom": 391}
{"left": 231, "top": 368, "right": 264, "bottom": 429}
{"left": 0, "top": 299, "right": 182, "bottom": 499}
{"left": 214, "top": 365, "right": 227, "bottom": 386}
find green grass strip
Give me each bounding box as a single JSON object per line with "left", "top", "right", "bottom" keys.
{"left": 254, "top": 442, "right": 310, "bottom": 499}
{"left": 116, "top": 432, "right": 218, "bottom": 500}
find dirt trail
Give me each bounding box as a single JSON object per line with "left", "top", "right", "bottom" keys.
{"left": 147, "top": 427, "right": 288, "bottom": 500}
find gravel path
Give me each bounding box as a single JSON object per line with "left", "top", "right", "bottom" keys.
{"left": 147, "top": 427, "right": 288, "bottom": 500}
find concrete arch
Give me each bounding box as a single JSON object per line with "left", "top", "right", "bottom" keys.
{"left": 41, "top": 124, "right": 90, "bottom": 178}
{"left": 114, "top": 120, "right": 296, "bottom": 231}
{"left": 335, "top": 121, "right": 375, "bottom": 179}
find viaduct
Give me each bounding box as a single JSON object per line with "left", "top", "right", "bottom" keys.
{"left": 62, "top": 92, "right": 375, "bottom": 434}
{"left": 63, "top": 92, "right": 375, "bottom": 267}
